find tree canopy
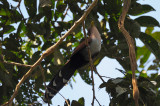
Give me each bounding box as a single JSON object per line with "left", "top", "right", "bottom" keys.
{"left": 0, "top": 0, "right": 160, "bottom": 105}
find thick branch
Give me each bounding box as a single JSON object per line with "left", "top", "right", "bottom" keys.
{"left": 118, "top": 0, "right": 139, "bottom": 106}
{"left": 2, "top": 0, "right": 98, "bottom": 105}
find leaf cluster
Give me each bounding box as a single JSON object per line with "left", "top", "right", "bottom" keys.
{"left": 0, "top": 0, "right": 160, "bottom": 105}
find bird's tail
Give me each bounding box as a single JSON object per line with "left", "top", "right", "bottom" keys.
{"left": 43, "top": 60, "right": 77, "bottom": 103}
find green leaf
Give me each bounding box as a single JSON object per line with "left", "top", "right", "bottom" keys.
{"left": 0, "top": 8, "right": 10, "bottom": 16}
{"left": 3, "top": 37, "right": 20, "bottom": 51}
{"left": 29, "top": 23, "right": 46, "bottom": 35}
{"left": 78, "top": 97, "right": 85, "bottom": 106}
{"left": 42, "top": 41, "right": 52, "bottom": 51}
{"left": 24, "top": 0, "right": 37, "bottom": 18}
{"left": 17, "top": 21, "right": 25, "bottom": 35}
{"left": 104, "top": 0, "right": 122, "bottom": 15}
{"left": 151, "top": 32, "right": 160, "bottom": 42}
{"left": 139, "top": 32, "right": 160, "bottom": 60}
{"left": 148, "top": 65, "right": 158, "bottom": 71}
{"left": 142, "top": 4, "right": 155, "bottom": 13}
{"left": 24, "top": 24, "right": 35, "bottom": 40}
{"left": 145, "top": 27, "right": 154, "bottom": 35}
{"left": 31, "top": 51, "right": 41, "bottom": 63}
{"left": 129, "top": 3, "right": 155, "bottom": 16}
{"left": 3, "top": 49, "right": 21, "bottom": 62}
{"left": 78, "top": 69, "right": 92, "bottom": 85}
{"left": 140, "top": 70, "right": 148, "bottom": 78}
{"left": 0, "top": 0, "right": 9, "bottom": 9}
{"left": 135, "top": 16, "right": 160, "bottom": 27}
{"left": 99, "top": 82, "right": 107, "bottom": 88}
{"left": 22, "top": 41, "right": 33, "bottom": 56}
{"left": 124, "top": 18, "right": 141, "bottom": 38}
{"left": 71, "top": 100, "right": 83, "bottom": 106}
{"left": 4, "top": 25, "right": 15, "bottom": 34}
{"left": 10, "top": 9, "right": 23, "bottom": 23}
{"left": 109, "top": 16, "right": 119, "bottom": 34}
{"left": 137, "top": 46, "right": 151, "bottom": 67}
{"left": 56, "top": 3, "right": 67, "bottom": 13}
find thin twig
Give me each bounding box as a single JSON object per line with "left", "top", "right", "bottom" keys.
{"left": 91, "top": 68, "right": 95, "bottom": 106}
{"left": 2, "top": 0, "right": 99, "bottom": 105}
{"left": 82, "top": 22, "right": 95, "bottom": 106}
{"left": 16, "top": 0, "right": 25, "bottom": 21}
{"left": 62, "top": 7, "right": 69, "bottom": 21}
{"left": 95, "top": 98, "right": 101, "bottom": 106}
{"left": 93, "top": 67, "right": 105, "bottom": 83}
{"left": 16, "top": 0, "right": 22, "bottom": 8}
{"left": 3, "top": 61, "right": 32, "bottom": 68}
{"left": 46, "top": 86, "right": 70, "bottom": 106}
{"left": 100, "top": 76, "right": 112, "bottom": 79}
{"left": 118, "top": 0, "right": 139, "bottom": 106}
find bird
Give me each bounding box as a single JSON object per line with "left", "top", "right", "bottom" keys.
{"left": 43, "top": 22, "right": 101, "bottom": 103}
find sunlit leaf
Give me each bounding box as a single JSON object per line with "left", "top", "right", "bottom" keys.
{"left": 137, "top": 46, "right": 151, "bottom": 67}
{"left": 151, "top": 32, "right": 160, "bottom": 42}
{"left": 0, "top": 8, "right": 9, "bottom": 16}
{"left": 140, "top": 70, "right": 148, "bottom": 78}
{"left": 78, "top": 97, "right": 85, "bottom": 106}
{"left": 139, "top": 32, "right": 160, "bottom": 60}
{"left": 145, "top": 27, "right": 154, "bottom": 35}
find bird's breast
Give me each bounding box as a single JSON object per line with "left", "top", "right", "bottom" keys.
{"left": 81, "top": 38, "right": 101, "bottom": 61}
{"left": 89, "top": 38, "right": 101, "bottom": 55}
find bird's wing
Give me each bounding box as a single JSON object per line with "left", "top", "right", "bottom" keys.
{"left": 70, "top": 37, "right": 92, "bottom": 58}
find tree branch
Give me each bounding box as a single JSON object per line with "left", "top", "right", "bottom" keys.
{"left": 2, "top": 0, "right": 98, "bottom": 105}
{"left": 94, "top": 67, "right": 105, "bottom": 83}
{"left": 16, "top": 0, "right": 25, "bottom": 22}
{"left": 3, "top": 61, "right": 32, "bottom": 68}
{"left": 82, "top": 22, "right": 96, "bottom": 106}
{"left": 16, "top": 0, "right": 22, "bottom": 8}
{"left": 118, "top": 0, "right": 139, "bottom": 106}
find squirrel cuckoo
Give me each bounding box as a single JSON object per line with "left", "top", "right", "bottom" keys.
{"left": 44, "top": 23, "right": 101, "bottom": 103}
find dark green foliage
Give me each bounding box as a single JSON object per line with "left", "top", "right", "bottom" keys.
{"left": 128, "top": 2, "right": 155, "bottom": 16}
{"left": 135, "top": 16, "right": 160, "bottom": 27}
{"left": 100, "top": 76, "right": 159, "bottom": 106}
{"left": 64, "top": 97, "right": 85, "bottom": 106}
{"left": 0, "top": 0, "right": 160, "bottom": 105}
